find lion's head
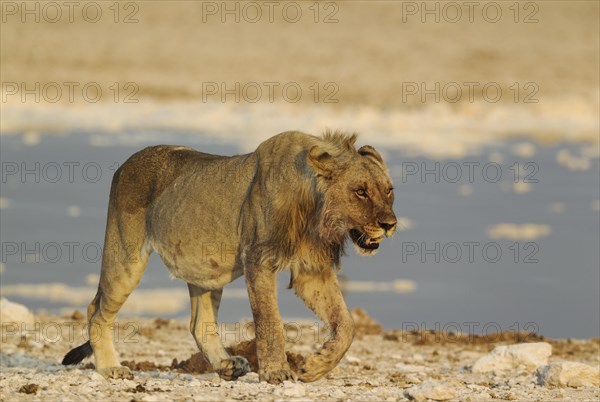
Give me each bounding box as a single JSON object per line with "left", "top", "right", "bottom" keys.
{"left": 308, "top": 133, "right": 397, "bottom": 256}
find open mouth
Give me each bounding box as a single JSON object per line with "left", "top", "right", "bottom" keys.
{"left": 349, "top": 229, "right": 382, "bottom": 251}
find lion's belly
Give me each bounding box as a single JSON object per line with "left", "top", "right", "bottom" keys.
{"left": 151, "top": 238, "right": 244, "bottom": 288}
{"left": 146, "top": 160, "right": 250, "bottom": 289}
{"left": 147, "top": 204, "right": 245, "bottom": 287}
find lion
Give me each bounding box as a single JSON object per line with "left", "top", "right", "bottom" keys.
{"left": 62, "top": 131, "right": 397, "bottom": 384}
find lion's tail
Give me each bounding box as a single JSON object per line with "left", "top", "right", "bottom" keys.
{"left": 62, "top": 341, "right": 93, "bottom": 365}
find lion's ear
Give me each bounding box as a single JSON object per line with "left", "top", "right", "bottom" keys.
{"left": 309, "top": 145, "right": 336, "bottom": 177}
{"left": 358, "top": 145, "right": 384, "bottom": 165}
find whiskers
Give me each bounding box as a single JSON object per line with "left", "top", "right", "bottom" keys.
{"left": 356, "top": 230, "right": 370, "bottom": 245}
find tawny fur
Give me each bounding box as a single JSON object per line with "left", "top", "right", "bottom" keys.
{"left": 62, "top": 131, "right": 396, "bottom": 384}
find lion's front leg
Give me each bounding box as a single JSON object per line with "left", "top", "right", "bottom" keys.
{"left": 188, "top": 285, "right": 250, "bottom": 381}
{"left": 292, "top": 268, "right": 355, "bottom": 382}
{"left": 245, "top": 265, "right": 297, "bottom": 384}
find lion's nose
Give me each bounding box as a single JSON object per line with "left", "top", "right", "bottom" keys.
{"left": 378, "top": 218, "right": 397, "bottom": 232}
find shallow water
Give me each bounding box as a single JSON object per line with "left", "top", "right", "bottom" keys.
{"left": 1, "top": 132, "right": 598, "bottom": 339}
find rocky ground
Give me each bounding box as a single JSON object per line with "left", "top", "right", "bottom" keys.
{"left": 1, "top": 302, "right": 599, "bottom": 401}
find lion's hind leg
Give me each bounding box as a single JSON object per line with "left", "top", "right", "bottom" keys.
{"left": 291, "top": 268, "right": 355, "bottom": 382}
{"left": 188, "top": 284, "right": 250, "bottom": 381}
{"left": 89, "top": 249, "right": 150, "bottom": 379}
{"left": 87, "top": 206, "right": 151, "bottom": 379}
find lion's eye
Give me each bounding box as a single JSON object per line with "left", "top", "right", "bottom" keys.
{"left": 355, "top": 189, "right": 368, "bottom": 198}
{"left": 387, "top": 188, "right": 394, "bottom": 197}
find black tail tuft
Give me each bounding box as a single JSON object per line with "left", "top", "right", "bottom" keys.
{"left": 62, "top": 341, "right": 93, "bottom": 365}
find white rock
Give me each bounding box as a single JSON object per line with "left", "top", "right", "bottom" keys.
{"left": 536, "top": 361, "right": 600, "bottom": 388}
{"left": 275, "top": 381, "right": 306, "bottom": 397}
{"left": 472, "top": 342, "right": 552, "bottom": 373}
{"left": 89, "top": 372, "right": 105, "bottom": 381}
{"left": 346, "top": 355, "right": 361, "bottom": 363}
{"left": 0, "top": 298, "right": 35, "bottom": 329}
{"left": 405, "top": 380, "right": 456, "bottom": 401}
{"left": 206, "top": 373, "right": 222, "bottom": 383}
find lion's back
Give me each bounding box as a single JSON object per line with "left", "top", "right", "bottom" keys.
{"left": 110, "top": 132, "right": 333, "bottom": 218}
{"left": 109, "top": 145, "right": 224, "bottom": 214}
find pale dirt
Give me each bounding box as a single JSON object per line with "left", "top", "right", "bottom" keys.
{"left": 1, "top": 310, "right": 599, "bottom": 401}
{"left": 1, "top": 1, "right": 598, "bottom": 108}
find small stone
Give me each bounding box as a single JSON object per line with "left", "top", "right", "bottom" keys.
{"left": 404, "top": 373, "right": 423, "bottom": 384}
{"left": 405, "top": 380, "right": 456, "bottom": 401}
{"left": 205, "top": 373, "right": 221, "bottom": 383}
{"left": 472, "top": 342, "right": 552, "bottom": 374}
{"left": 276, "top": 381, "right": 306, "bottom": 397}
{"left": 18, "top": 383, "right": 39, "bottom": 394}
{"left": 346, "top": 355, "right": 361, "bottom": 363}
{"left": 0, "top": 298, "right": 35, "bottom": 329}
{"left": 71, "top": 310, "right": 85, "bottom": 321}
{"left": 536, "top": 361, "right": 600, "bottom": 388}
{"left": 89, "top": 372, "right": 105, "bottom": 381}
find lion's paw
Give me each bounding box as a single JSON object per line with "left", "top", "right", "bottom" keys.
{"left": 297, "top": 354, "right": 331, "bottom": 383}
{"left": 259, "top": 365, "right": 298, "bottom": 384}
{"left": 217, "top": 356, "right": 250, "bottom": 381}
{"left": 98, "top": 366, "right": 134, "bottom": 380}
